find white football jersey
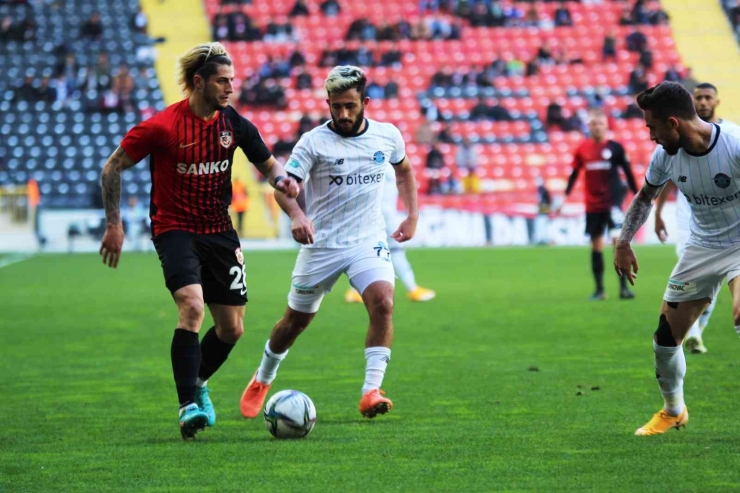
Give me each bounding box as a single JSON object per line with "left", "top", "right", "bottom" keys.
{"left": 646, "top": 123, "right": 740, "bottom": 249}
{"left": 675, "top": 119, "right": 740, "bottom": 231}
{"left": 381, "top": 163, "right": 399, "bottom": 219}
{"left": 285, "top": 118, "right": 406, "bottom": 248}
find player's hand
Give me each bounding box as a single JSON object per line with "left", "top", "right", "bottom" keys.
{"left": 100, "top": 223, "right": 124, "bottom": 269}
{"left": 291, "top": 214, "right": 315, "bottom": 245}
{"left": 614, "top": 241, "right": 639, "bottom": 285}
{"left": 654, "top": 215, "right": 668, "bottom": 243}
{"left": 391, "top": 215, "right": 418, "bottom": 243}
{"left": 276, "top": 176, "right": 300, "bottom": 199}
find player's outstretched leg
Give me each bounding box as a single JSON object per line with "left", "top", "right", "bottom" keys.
{"left": 172, "top": 328, "right": 208, "bottom": 439}
{"left": 196, "top": 325, "right": 239, "bottom": 426}
{"left": 358, "top": 281, "right": 394, "bottom": 418}
{"left": 241, "top": 308, "right": 315, "bottom": 418}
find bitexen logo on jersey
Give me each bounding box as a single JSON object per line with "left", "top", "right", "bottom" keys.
{"left": 177, "top": 160, "right": 231, "bottom": 175}
{"left": 328, "top": 172, "right": 384, "bottom": 186}
{"left": 684, "top": 189, "right": 740, "bottom": 206}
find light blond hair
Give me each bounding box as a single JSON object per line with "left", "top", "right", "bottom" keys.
{"left": 324, "top": 65, "right": 367, "bottom": 97}
{"left": 177, "top": 42, "right": 231, "bottom": 97}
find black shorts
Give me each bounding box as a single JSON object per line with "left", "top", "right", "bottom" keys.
{"left": 585, "top": 210, "right": 622, "bottom": 238}
{"left": 152, "top": 229, "right": 247, "bottom": 306}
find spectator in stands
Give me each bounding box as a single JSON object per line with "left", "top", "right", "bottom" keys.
{"left": 457, "top": 137, "right": 480, "bottom": 194}
{"left": 411, "top": 18, "right": 432, "bottom": 40}
{"left": 288, "top": 48, "right": 306, "bottom": 67}
{"left": 377, "top": 21, "right": 395, "bottom": 42}
{"left": 264, "top": 17, "right": 295, "bottom": 42}
{"left": 471, "top": 97, "right": 513, "bottom": 121}
{"left": 212, "top": 14, "right": 230, "bottom": 41}
{"left": 506, "top": 55, "right": 525, "bottom": 76}
{"left": 51, "top": 72, "right": 69, "bottom": 105}
{"left": 230, "top": 11, "right": 258, "bottom": 41}
{"left": 523, "top": 7, "right": 542, "bottom": 28}
{"left": 603, "top": 30, "right": 617, "bottom": 61}
{"left": 731, "top": 0, "right": 740, "bottom": 35}
{"left": 355, "top": 45, "right": 374, "bottom": 66}
{"left": 379, "top": 44, "right": 403, "bottom": 67}
{"left": 385, "top": 80, "right": 399, "bottom": 99}
{"left": 289, "top": 0, "right": 310, "bottom": 17}
{"left": 132, "top": 6, "right": 148, "bottom": 34}
{"left": 420, "top": 98, "right": 439, "bottom": 121}
{"left": 628, "top": 64, "right": 649, "bottom": 95}
{"left": 638, "top": 48, "right": 653, "bottom": 69}
{"left": 0, "top": 16, "right": 15, "bottom": 42}
{"left": 294, "top": 66, "right": 312, "bottom": 90}
{"left": 36, "top": 76, "right": 55, "bottom": 103}
{"left": 110, "top": 64, "right": 135, "bottom": 113}
{"left": 536, "top": 40, "right": 555, "bottom": 65}
{"left": 664, "top": 65, "right": 682, "bottom": 83}
{"left": 626, "top": 28, "right": 647, "bottom": 52}
{"left": 416, "top": 121, "right": 436, "bottom": 145}
{"left": 425, "top": 145, "right": 446, "bottom": 195}
{"left": 230, "top": 179, "right": 250, "bottom": 236}
{"left": 554, "top": 2, "right": 573, "bottom": 27}
{"left": 546, "top": 102, "right": 565, "bottom": 128}
{"left": 320, "top": 0, "right": 341, "bottom": 16}
{"left": 366, "top": 81, "right": 385, "bottom": 100}
{"left": 297, "top": 115, "right": 316, "bottom": 135}
{"left": 431, "top": 67, "right": 452, "bottom": 89}
{"left": 437, "top": 122, "right": 454, "bottom": 144}
{"left": 618, "top": 6, "right": 634, "bottom": 26}
{"left": 80, "top": 12, "right": 103, "bottom": 41}
{"left": 681, "top": 67, "right": 699, "bottom": 93}
{"left": 14, "top": 73, "right": 36, "bottom": 101}
{"left": 525, "top": 58, "right": 540, "bottom": 77}
{"left": 630, "top": 0, "right": 650, "bottom": 25}
{"left": 319, "top": 47, "right": 337, "bottom": 67}
{"left": 84, "top": 52, "right": 111, "bottom": 92}
{"left": 649, "top": 5, "right": 670, "bottom": 25}
{"left": 55, "top": 53, "right": 81, "bottom": 95}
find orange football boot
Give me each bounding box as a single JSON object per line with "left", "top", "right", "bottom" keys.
{"left": 359, "top": 389, "right": 393, "bottom": 418}
{"left": 635, "top": 407, "right": 689, "bottom": 436}
{"left": 240, "top": 373, "right": 271, "bottom": 418}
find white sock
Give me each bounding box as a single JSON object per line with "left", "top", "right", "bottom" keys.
{"left": 196, "top": 378, "right": 207, "bottom": 388}
{"left": 735, "top": 325, "right": 740, "bottom": 338}
{"left": 362, "top": 347, "right": 391, "bottom": 395}
{"left": 256, "top": 339, "right": 288, "bottom": 385}
{"left": 391, "top": 249, "right": 417, "bottom": 292}
{"left": 698, "top": 297, "right": 717, "bottom": 330}
{"left": 653, "top": 341, "right": 686, "bottom": 416}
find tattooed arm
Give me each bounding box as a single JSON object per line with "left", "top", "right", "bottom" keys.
{"left": 614, "top": 180, "right": 665, "bottom": 284}
{"left": 99, "top": 146, "right": 137, "bottom": 268}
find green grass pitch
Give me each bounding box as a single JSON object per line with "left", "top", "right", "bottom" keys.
{"left": 2, "top": 247, "right": 739, "bottom": 492}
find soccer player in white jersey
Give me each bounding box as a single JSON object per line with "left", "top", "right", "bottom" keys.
{"left": 345, "top": 164, "right": 436, "bottom": 303}
{"left": 239, "top": 66, "right": 419, "bottom": 419}
{"left": 653, "top": 83, "right": 740, "bottom": 354}
{"left": 614, "top": 82, "right": 740, "bottom": 436}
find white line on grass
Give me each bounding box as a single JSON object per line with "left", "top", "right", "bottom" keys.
{"left": 0, "top": 253, "right": 33, "bottom": 269}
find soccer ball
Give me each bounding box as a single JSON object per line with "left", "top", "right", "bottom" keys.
{"left": 263, "top": 390, "right": 317, "bottom": 439}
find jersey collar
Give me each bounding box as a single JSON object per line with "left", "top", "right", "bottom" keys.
{"left": 684, "top": 123, "right": 720, "bottom": 158}
{"left": 328, "top": 118, "right": 370, "bottom": 138}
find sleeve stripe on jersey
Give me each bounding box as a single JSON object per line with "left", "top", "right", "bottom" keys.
{"left": 643, "top": 176, "right": 668, "bottom": 188}
{"left": 390, "top": 155, "right": 406, "bottom": 166}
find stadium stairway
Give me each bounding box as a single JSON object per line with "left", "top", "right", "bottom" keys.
{"left": 663, "top": 0, "right": 740, "bottom": 122}
{"left": 140, "top": 0, "right": 278, "bottom": 238}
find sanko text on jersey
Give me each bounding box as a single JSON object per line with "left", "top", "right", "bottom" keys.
{"left": 176, "top": 160, "right": 231, "bottom": 176}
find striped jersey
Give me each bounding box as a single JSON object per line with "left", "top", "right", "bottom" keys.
{"left": 646, "top": 122, "right": 740, "bottom": 249}
{"left": 120, "top": 99, "right": 271, "bottom": 236}
{"left": 381, "top": 163, "right": 399, "bottom": 219}
{"left": 285, "top": 118, "right": 406, "bottom": 248}
{"left": 675, "top": 119, "right": 740, "bottom": 232}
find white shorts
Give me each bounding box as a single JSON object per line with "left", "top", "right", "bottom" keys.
{"left": 664, "top": 242, "right": 740, "bottom": 303}
{"left": 288, "top": 237, "right": 396, "bottom": 313}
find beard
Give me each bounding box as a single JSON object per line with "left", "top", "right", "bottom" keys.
{"left": 698, "top": 108, "right": 715, "bottom": 122}
{"left": 662, "top": 135, "right": 683, "bottom": 156}
{"left": 332, "top": 108, "right": 365, "bottom": 136}
{"left": 204, "top": 87, "right": 228, "bottom": 110}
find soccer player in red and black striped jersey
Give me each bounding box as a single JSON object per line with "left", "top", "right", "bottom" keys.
{"left": 98, "top": 42, "right": 300, "bottom": 439}
{"left": 558, "top": 109, "right": 638, "bottom": 300}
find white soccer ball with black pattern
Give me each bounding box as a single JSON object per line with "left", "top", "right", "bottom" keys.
{"left": 263, "top": 390, "right": 317, "bottom": 439}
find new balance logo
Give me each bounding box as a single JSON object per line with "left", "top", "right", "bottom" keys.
{"left": 678, "top": 176, "right": 687, "bottom": 183}
{"left": 334, "top": 158, "right": 344, "bottom": 165}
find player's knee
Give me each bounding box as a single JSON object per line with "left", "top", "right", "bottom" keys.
{"left": 178, "top": 296, "right": 205, "bottom": 326}
{"left": 369, "top": 295, "right": 394, "bottom": 319}
{"left": 220, "top": 320, "right": 244, "bottom": 342}
{"left": 654, "top": 314, "right": 678, "bottom": 347}
{"left": 284, "top": 309, "right": 314, "bottom": 332}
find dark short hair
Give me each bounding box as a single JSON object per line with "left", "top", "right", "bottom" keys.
{"left": 695, "top": 82, "right": 718, "bottom": 93}
{"left": 636, "top": 82, "right": 696, "bottom": 121}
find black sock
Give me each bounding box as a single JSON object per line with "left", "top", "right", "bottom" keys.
{"left": 171, "top": 328, "right": 201, "bottom": 408}
{"left": 199, "top": 326, "right": 236, "bottom": 382}
{"left": 619, "top": 273, "right": 628, "bottom": 290}
{"left": 591, "top": 250, "right": 604, "bottom": 292}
